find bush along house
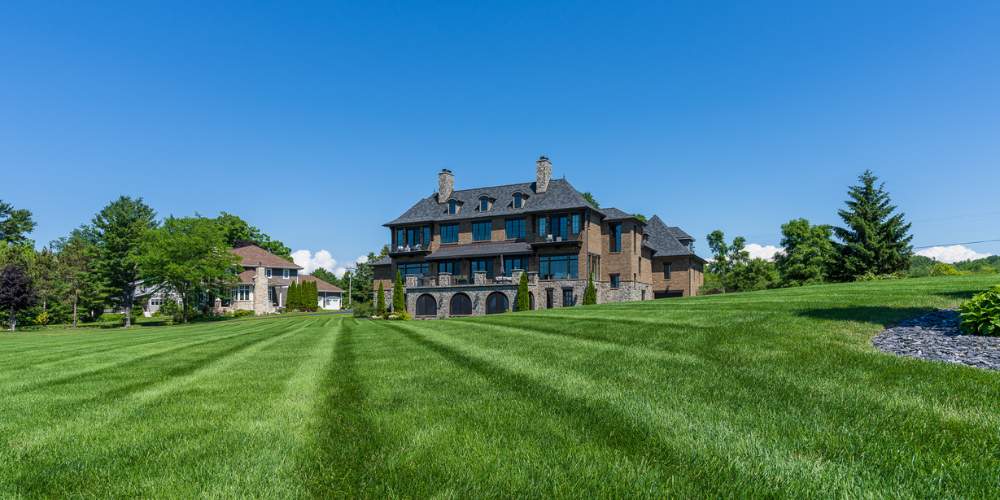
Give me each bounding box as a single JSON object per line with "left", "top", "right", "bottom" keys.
{"left": 371, "top": 156, "right": 705, "bottom": 318}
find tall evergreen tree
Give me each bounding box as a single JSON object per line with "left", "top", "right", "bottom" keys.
{"left": 392, "top": 271, "right": 406, "bottom": 314}
{"left": 833, "top": 170, "right": 913, "bottom": 280}
{"left": 92, "top": 196, "right": 157, "bottom": 328}
{"left": 582, "top": 273, "right": 597, "bottom": 305}
{"left": 375, "top": 281, "right": 386, "bottom": 317}
{"left": 515, "top": 272, "right": 531, "bottom": 311}
{"left": 775, "top": 218, "right": 836, "bottom": 286}
{"left": 0, "top": 264, "right": 36, "bottom": 331}
{"left": 52, "top": 229, "right": 99, "bottom": 327}
{"left": 287, "top": 281, "right": 300, "bottom": 311}
{"left": 0, "top": 200, "right": 36, "bottom": 246}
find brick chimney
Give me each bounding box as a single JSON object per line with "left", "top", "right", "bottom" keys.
{"left": 438, "top": 169, "right": 454, "bottom": 201}
{"left": 535, "top": 156, "right": 552, "bottom": 193}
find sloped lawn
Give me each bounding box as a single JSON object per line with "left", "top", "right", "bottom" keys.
{"left": 1, "top": 276, "right": 998, "bottom": 497}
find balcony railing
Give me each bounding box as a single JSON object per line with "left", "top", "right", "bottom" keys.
{"left": 407, "top": 274, "right": 527, "bottom": 288}
{"left": 389, "top": 244, "right": 432, "bottom": 256}
{"left": 525, "top": 232, "right": 583, "bottom": 246}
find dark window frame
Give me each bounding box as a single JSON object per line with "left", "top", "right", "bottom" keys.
{"left": 472, "top": 220, "right": 492, "bottom": 241}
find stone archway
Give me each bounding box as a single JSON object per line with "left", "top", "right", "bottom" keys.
{"left": 415, "top": 294, "right": 437, "bottom": 317}
{"left": 450, "top": 293, "right": 472, "bottom": 316}
{"left": 486, "top": 292, "right": 509, "bottom": 315}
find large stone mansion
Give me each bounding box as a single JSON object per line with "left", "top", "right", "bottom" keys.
{"left": 372, "top": 156, "right": 704, "bottom": 318}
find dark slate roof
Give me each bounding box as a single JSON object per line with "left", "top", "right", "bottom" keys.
{"left": 645, "top": 215, "right": 704, "bottom": 260}
{"left": 370, "top": 256, "right": 391, "bottom": 266}
{"left": 426, "top": 241, "right": 533, "bottom": 260}
{"left": 667, "top": 226, "right": 693, "bottom": 241}
{"left": 384, "top": 178, "right": 597, "bottom": 226}
{"left": 600, "top": 207, "right": 642, "bottom": 222}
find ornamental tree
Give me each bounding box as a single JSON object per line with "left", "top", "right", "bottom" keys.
{"left": 0, "top": 264, "right": 36, "bottom": 331}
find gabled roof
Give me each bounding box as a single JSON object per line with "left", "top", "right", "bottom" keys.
{"left": 231, "top": 244, "right": 302, "bottom": 270}
{"left": 385, "top": 178, "right": 597, "bottom": 226}
{"left": 645, "top": 215, "right": 704, "bottom": 260}
{"left": 667, "top": 226, "right": 693, "bottom": 241}
{"left": 300, "top": 274, "right": 344, "bottom": 293}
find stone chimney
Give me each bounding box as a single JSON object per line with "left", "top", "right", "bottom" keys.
{"left": 535, "top": 156, "right": 552, "bottom": 193}
{"left": 253, "top": 263, "right": 269, "bottom": 316}
{"left": 438, "top": 169, "right": 454, "bottom": 201}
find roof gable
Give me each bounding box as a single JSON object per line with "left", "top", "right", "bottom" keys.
{"left": 231, "top": 244, "right": 302, "bottom": 270}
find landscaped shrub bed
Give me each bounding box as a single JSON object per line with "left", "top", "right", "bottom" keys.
{"left": 959, "top": 285, "right": 1000, "bottom": 335}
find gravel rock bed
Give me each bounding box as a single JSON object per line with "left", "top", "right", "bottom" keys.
{"left": 872, "top": 310, "right": 1000, "bottom": 371}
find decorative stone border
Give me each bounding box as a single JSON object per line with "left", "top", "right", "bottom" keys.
{"left": 872, "top": 310, "right": 1000, "bottom": 371}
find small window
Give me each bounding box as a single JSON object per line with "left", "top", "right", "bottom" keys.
{"left": 513, "top": 192, "right": 524, "bottom": 208}
{"left": 448, "top": 199, "right": 458, "bottom": 215}
{"left": 266, "top": 268, "right": 273, "bottom": 278}
{"left": 537, "top": 216, "right": 547, "bottom": 236}
{"left": 283, "top": 269, "right": 289, "bottom": 279}
{"left": 479, "top": 197, "right": 490, "bottom": 212}
{"left": 663, "top": 263, "right": 672, "bottom": 278}
{"left": 572, "top": 214, "right": 581, "bottom": 234}
{"left": 610, "top": 274, "right": 621, "bottom": 289}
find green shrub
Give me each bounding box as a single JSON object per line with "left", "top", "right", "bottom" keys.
{"left": 387, "top": 311, "right": 411, "bottom": 321}
{"left": 375, "top": 282, "right": 386, "bottom": 317}
{"left": 352, "top": 301, "right": 372, "bottom": 318}
{"left": 34, "top": 310, "right": 50, "bottom": 326}
{"left": 958, "top": 286, "right": 1000, "bottom": 336}
{"left": 582, "top": 274, "right": 597, "bottom": 305}
{"left": 515, "top": 272, "right": 531, "bottom": 311}
{"left": 392, "top": 271, "right": 406, "bottom": 314}
{"left": 232, "top": 309, "right": 255, "bottom": 318}
{"left": 159, "top": 299, "right": 182, "bottom": 323}
{"left": 856, "top": 271, "right": 905, "bottom": 282}
{"left": 930, "top": 263, "right": 961, "bottom": 276}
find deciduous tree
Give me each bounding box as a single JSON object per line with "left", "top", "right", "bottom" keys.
{"left": 139, "top": 216, "right": 239, "bottom": 323}
{"left": 0, "top": 264, "right": 36, "bottom": 331}
{"left": 776, "top": 218, "right": 836, "bottom": 286}
{"left": 214, "top": 212, "right": 292, "bottom": 260}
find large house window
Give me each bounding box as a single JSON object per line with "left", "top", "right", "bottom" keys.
{"left": 471, "top": 258, "right": 494, "bottom": 277}
{"left": 448, "top": 199, "right": 458, "bottom": 214}
{"left": 398, "top": 262, "right": 429, "bottom": 276}
{"left": 398, "top": 226, "right": 432, "bottom": 248}
{"left": 553, "top": 215, "right": 569, "bottom": 240}
{"left": 505, "top": 218, "right": 526, "bottom": 239}
{"left": 610, "top": 223, "right": 622, "bottom": 252}
{"left": 283, "top": 269, "right": 289, "bottom": 279}
{"left": 539, "top": 254, "right": 578, "bottom": 280}
{"left": 572, "top": 214, "right": 581, "bottom": 234}
{"left": 610, "top": 274, "right": 621, "bottom": 289}
{"left": 503, "top": 256, "right": 527, "bottom": 276}
{"left": 233, "top": 284, "right": 252, "bottom": 301}
{"left": 395, "top": 228, "right": 405, "bottom": 248}
{"left": 537, "top": 216, "right": 547, "bottom": 236}
{"left": 513, "top": 192, "right": 524, "bottom": 208}
{"left": 472, "top": 221, "right": 491, "bottom": 241}
{"left": 479, "top": 197, "right": 490, "bottom": 212}
{"left": 440, "top": 223, "right": 459, "bottom": 244}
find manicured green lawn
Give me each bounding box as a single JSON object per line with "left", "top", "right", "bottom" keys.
{"left": 2, "top": 276, "right": 999, "bottom": 497}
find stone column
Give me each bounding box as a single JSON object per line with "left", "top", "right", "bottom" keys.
{"left": 405, "top": 275, "right": 418, "bottom": 288}
{"left": 474, "top": 271, "right": 487, "bottom": 285}
{"left": 438, "top": 272, "right": 452, "bottom": 287}
{"left": 512, "top": 269, "right": 524, "bottom": 284}
{"left": 527, "top": 271, "right": 538, "bottom": 285}
{"left": 253, "top": 264, "right": 269, "bottom": 316}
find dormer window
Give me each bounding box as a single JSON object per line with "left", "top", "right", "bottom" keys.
{"left": 479, "top": 196, "right": 490, "bottom": 212}
{"left": 513, "top": 192, "right": 524, "bottom": 209}
{"left": 448, "top": 199, "right": 458, "bottom": 215}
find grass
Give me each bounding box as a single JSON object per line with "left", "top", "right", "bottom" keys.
{"left": 1, "top": 275, "right": 999, "bottom": 497}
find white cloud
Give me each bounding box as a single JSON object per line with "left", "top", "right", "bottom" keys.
{"left": 916, "top": 245, "right": 993, "bottom": 264}
{"left": 355, "top": 255, "right": 369, "bottom": 264}
{"left": 334, "top": 266, "right": 348, "bottom": 278}
{"left": 292, "top": 249, "right": 337, "bottom": 274}
{"left": 746, "top": 243, "right": 782, "bottom": 261}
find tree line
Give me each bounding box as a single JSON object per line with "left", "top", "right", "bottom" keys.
{"left": 705, "top": 170, "right": 915, "bottom": 293}
{"left": 0, "top": 196, "right": 318, "bottom": 331}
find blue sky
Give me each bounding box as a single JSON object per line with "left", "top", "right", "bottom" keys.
{"left": 3, "top": 1, "right": 998, "bottom": 272}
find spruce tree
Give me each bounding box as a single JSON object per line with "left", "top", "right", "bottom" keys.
{"left": 375, "top": 281, "right": 386, "bottom": 317}
{"left": 833, "top": 170, "right": 913, "bottom": 280}
{"left": 392, "top": 270, "right": 406, "bottom": 314}
{"left": 583, "top": 273, "right": 597, "bottom": 305}
{"left": 307, "top": 281, "right": 318, "bottom": 311}
{"left": 515, "top": 272, "right": 530, "bottom": 311}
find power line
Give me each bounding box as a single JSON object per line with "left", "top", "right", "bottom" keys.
{"left": 913, "top": 238, "right": 1000, "bottom": 249}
